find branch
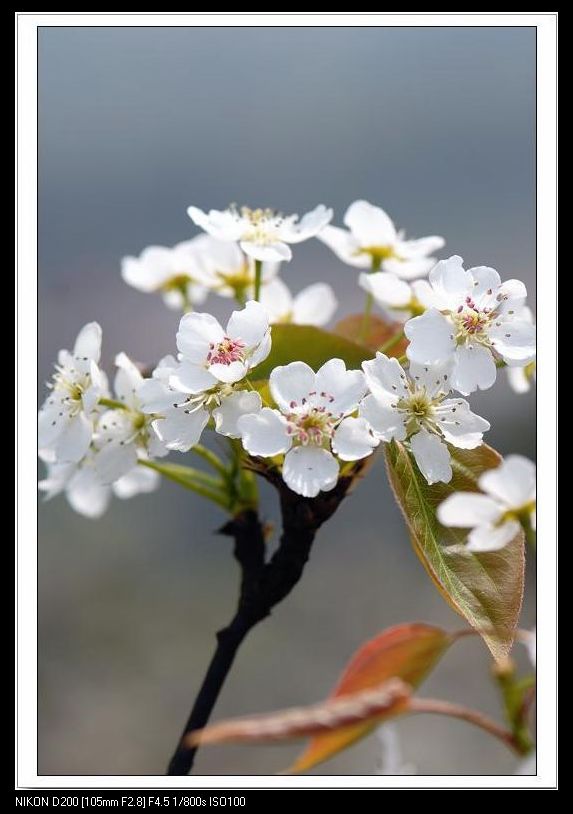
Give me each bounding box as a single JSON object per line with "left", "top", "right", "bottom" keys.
{"left": 166, "top": 461, "right": 368, "bottom": 775}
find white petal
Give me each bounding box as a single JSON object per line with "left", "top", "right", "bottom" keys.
{"left": 95, "top": 442, "right": 138, "bottom": 484}
{"left": 73, "top": 322, "right": 102, "bottom": 364}
{"left": 238, "top": 408, "right": 291, "bottom": 456}
{"left": 383, "top": 257, "right": 437, "bottom": 281}
{"left": 488, "top": 320, "right": 536, "bottom": 365}
{"left": 315, "top": 358, "right": 367, "bottom": 415}
{"left": 343, "top": 200, "right": 397, "bottom": 246}
{"left": 408, "top": 361, "right": 453, "bottom": 398}
{"left": 362, "top": 353, "right": 409, "bottom": 401}
{"left": 138, "top": 378, "right": 182, "bottom": 413}
{"left": 176, "top": 311, "right": 225, "bottom": 361}
{"left": 208, "top": 359, "right": 248, "bottom": 384}
{"left": 396, "top": 236, "right": 445, "bottom": 259}
{"left": 450, "top": 343, "right": 497, "bottom": 395}
{"left": 428, "top": 255, "right": 473, "bottom": 304}
{"left": 496, "top": 279, "right": 528, "bottom": 313}
{"left": 121, "top": 246, "right": 172, "bottom": 291}
{"left": 113, "top": 466, "right": 160, "bottom": 499}
{"left": 507, "top": 364, "right": 534, "bottom": 394}
{"left": 114, "top": 352, "right": 144, "bottom": 405}
{"left": 411, "top": 279, "right": 442, "bottom": 310}
{"left": 410, "top": 430, "right": 452, "bottom": 485}
{"left": 270, "top": 361, "right": 316, "bottom": 413}
{"left": 38, "top": 404, "right": 69, "bottom": 449}
{"left": 240, "top": 240, "right": 292, "bottom": 263}
{"left": 213, "top": 390, "right": 262, "bottom": 438}
{"left": 466, "top": 520, "right": 520, "bottom": 552}
{"left": 524, "top": 627, "right": 536, "bottom": 667}
{"left": 359, "top": 272, "right": 411, "bottom": 308}
{"left": 437, "top": 493, "right": 503, "bottom": 527}
{"left": 38, "top": 461, "right": 76, "bottom": 499}
{"left": 434, "top": 399, "right": 490, "bottom": 449}
{"left": 248, "top": 330, "right": 272, "bottom": 369}
{"left": 152, "top": 406, "right": 209, "bottom": 452}
{"left": 187, "top": 206, "right": 243, "bottom": 241}
{"left": 282, "top": 446, "right": 339, "bottom": 497}
{"left": 332, "top": 416, "right": 378, "bottom": 461}
{"left": 259, "top": 277, "right": 293, "bottom": 322}
{"left": 169, "top": 360, "right": 217, "bottom": 394}
{"left": 66, "top": 468, "right": 111, "bottom": 518}
{"left": 359, "top": 393, "right": 407, "bottom": 441}
{"left": 54, "top": 413, "right": 93, "bottom": 463}
{"left": 405, "top": 309, "right": 456, "bottom": 365}
{"left": 279, "top": 205, "right": 333, "bottom": 243}
{"left": 468, "top": 266, "right": 501, "bottom": 298}
{"left": 292, "top": 283, "right": 338, "bottom": 326}
{"left": 478, "top": 455, "right": 536, "bottom": 508}
{"left": 317, "top": 225, "right": 368, "bottom": 268}
{"left": 227, "top": 300, "right": 270, "bottom": 347}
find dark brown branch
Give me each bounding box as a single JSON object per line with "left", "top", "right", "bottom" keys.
{"left": 166, "top": 462, "right": 367, "bottom": 776}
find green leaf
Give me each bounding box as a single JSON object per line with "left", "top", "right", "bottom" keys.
{"left": 252, "top": 324, "right": 372, "bottom": 380}
{"left": 384, "top": 443, "right": 525, "bottom": 661}
{"left": 140, "top": 459, "right": 231, "bottom": 511}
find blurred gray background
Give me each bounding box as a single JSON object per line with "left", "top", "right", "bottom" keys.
{"left": 38, "top": 26, "right": 536, "bottom": 776}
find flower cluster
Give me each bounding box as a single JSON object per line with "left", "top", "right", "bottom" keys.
{"left": 39, "top": 198, "right": 536, "bottom": 554}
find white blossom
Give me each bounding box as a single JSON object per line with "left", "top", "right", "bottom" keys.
{"left": 360, "top": 353, "right": 490, "bottom": 485}
{"left": 259, "top": 278, "right": 338, "bottom": 326}
{"left": 404, "top": 256, "right": 536, "bottom": 395}
{"left": 237, "top": 359, "right": 376, "bottom": 498}
{"left": 121, "top": 240, "right": 208, "bottom": 310}
{"left": 437, "top": 454, "right": 536, "bottom": 552}
{"left": 137, "top": 301, "right": 269, "bottom": 453}
{"left": 318, "top": 199, "right": 444, "bottom": 278}
{"left": 188, "top": 203, "right": 332, "bottom": 263}
{"left": 375, "top": 725, "right": 416, "bottom": 775}
{"left": 506, "top": 307, "right": 537, "bottom": 393}
{"left": 93, "top": 353, "right": 168, "bottom": 484}
{"left": 188, "top": 235, "right": 279, "bottom": 300}
{"left": 38, "top": 323, "right": 108, "bottom": 463}
{"left": 38, "top": 450, "right": 159, "bottom": 519}
{"left": 358, "top": 271, "right": 427, "bottom": 323}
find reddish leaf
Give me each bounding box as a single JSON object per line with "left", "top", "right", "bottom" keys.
{"left": 334, "top": 313, "right": 407, "bottom": 356}
{"left": 289, "top": 622, "right": 451, "bottom": 773}
{"left": 186, "top": 679, "right": 410, "bottom": 747}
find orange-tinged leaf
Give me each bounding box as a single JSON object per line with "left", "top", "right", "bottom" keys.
{"left": 384, "top": 443, "right": 525, "bottom": 662}
{"left": 289, "top": 622, "right": 451, "bottom": 773}
{"left": 186, "top": 679, "right": 410, "bottom": 748}
{"left": 334, "top": 313, "right": 407, "bottom": 356}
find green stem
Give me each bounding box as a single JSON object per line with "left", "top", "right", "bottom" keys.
{"left": 378, "top": 328, "right": 405, "bottom": 355}
{"left": 253, "top": 259, "right": 263, "bottom": 302}
{"left": 139, "top": 459, "right": 230, "bottom": 511}
{"left": 189, "top": 444, "right": 229, "bottom": 479}
{"left": 358, "top": 257, "right": 381, "bottom": 343}
{"left": 99, "top": 397, "right": 129, "bottom": 411}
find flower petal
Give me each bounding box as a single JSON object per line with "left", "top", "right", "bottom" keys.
{"left": 410, "top": 430, "right": 452, "bottom": 485}
{"left": 343, "top": 200, "right": 397, "bottom": 246}
{"left": 113, "top": 466, "right": 160, "bottom": 499}
{"left": 488, "top": 320, "right": 536, "bottom": 365}
{"left": 428, "top": 255, "right": 473, "bottom": 304}
{"left": 95, "top": 442, "right": 138, "bottom": 484}
{"left": 466, "top": 520, "right": 520, "bottom": 553}
{"left": 468, "top": 266, "right": 501, "bottom": 298}
{"left": 314, "top": 358, "right": 367, "bottom": 415}
{"left": 208, "top": 359, "right": 249, "bottom": 384}
{"left": 227, "top": 300, "right": 270, "bottom": 348}
{"left": 240, "top": 240, "right": 292, "bottom": 263}
{"left": 259, "top": 278, "right": 293, "bottom": 322}
{"left": 362, "top": 353, "right": 409, "bottom": 401}
{"left": 212, "top": 391, "right": 262, "bottom": 438}
{"left": 66, "top": 468, "right": 111, "bottom": 518}
{"left": 73, "top": 322, "right": 102, "bottom": 364}
{"left": 279, "top": 205, "right": 333, "bottom": 243}
{"left": 317, "top": 225, "right": 367, "bottom": 268}
{"left": 450, "top": 343, "right": 497, "bottom": 395}
{"left": 383, "top": 257, "right": 437, "bottom": 281}
{"left": 238, "top": 408, "right": 291, "bottom": 456}
{"left": 282, "top": 446, "right": 339, "bottom": 497}
{"left": 434, "top": 398, "right": 490, "bottom": 449}
{"left": 332, "top": 416, "right": 378, "bottom": 461}
{"left": 187, "top": 206, "right": 244, "bottom": 241}
{"left": 152, "top": 406, "right": 209, "bottom": 452}
{"left": 114, "top": 352, "right": 144, "bottom": 405}
{"left": 405, "top": 309, "right": 456, "bottom": 365}
{"left": 269, "top": 361, "right": 316, "bottom": 413}
{"left": 292, "top": 283, "right": 338, "bottom": 326}
{"left": 169, "top": 360, "right": 218, "bottom": 394}
{"left": 359, "top": 272, "right": 411, "bottom": 308}
{"left": 396, "top": 236, "right": 445, "bottom": 259}
{"left": 54, "top": 413, "right": 93, "bottom": 463}
{"left": 359, "top": 393, "right": 407, "bottom": 441}
{"left": 138, "top": 378, "right": 183, "bottom": 413}
{"left": 176, "top": 312, "right": 225, "bottom": 361}
{"left": 478, "top": 455, "right": 536, "bottom": 508}
{"left": 437, "top": 493, "right": 503, "bottom": 527}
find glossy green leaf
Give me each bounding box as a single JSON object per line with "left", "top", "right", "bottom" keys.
{"left": 252, "top": 324, "right": 372, "bottom": 380}
{"left": 384, "top": 443, "right": 525, "bottom": 661}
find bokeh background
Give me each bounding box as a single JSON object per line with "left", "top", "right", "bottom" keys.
{"left": 38, "top": 26, "right": 536, "bottom": 776}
